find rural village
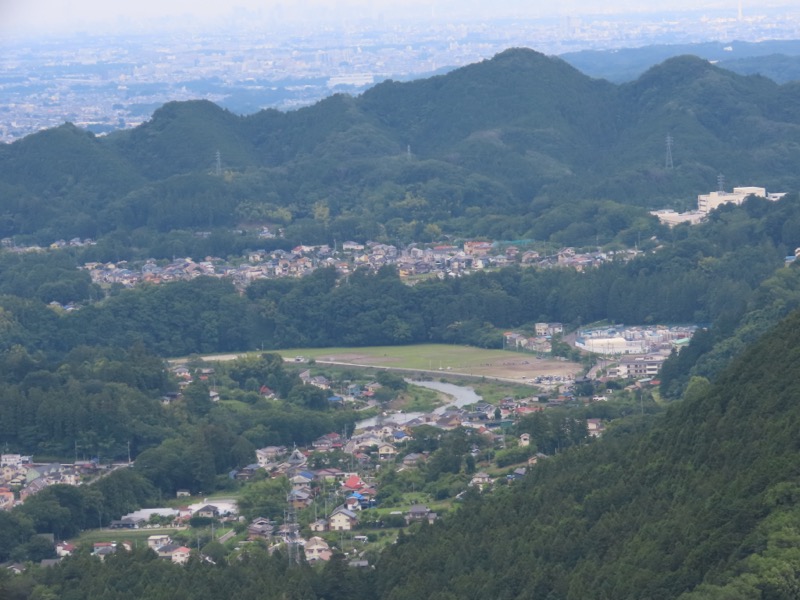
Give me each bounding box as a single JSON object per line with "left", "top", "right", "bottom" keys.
{"left": 0, "top": 315, "right": 695, "bottom": 572}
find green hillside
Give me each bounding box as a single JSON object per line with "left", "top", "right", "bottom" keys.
{"left": 2, "top": 48, "right": 800, "bottom": 249}
{"left": 372, "top": 308, "right": 800, "bottom": 599}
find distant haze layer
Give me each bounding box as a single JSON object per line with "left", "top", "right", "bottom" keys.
{"left": 2, "top": 1, "right": 797, "bottom": 37}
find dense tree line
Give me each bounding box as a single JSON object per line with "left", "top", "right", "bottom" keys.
{"left": 0, "top": 543, "right": 375, "bottom": 600}
{"left": 0, "top": 348, "right": 358, "bottom": 467}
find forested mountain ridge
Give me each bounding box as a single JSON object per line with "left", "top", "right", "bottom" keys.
{"left": 561, "top": 39, "right": 800, "bottom": 84}
{"left": 1, "top": 48, "right": 800, "bottom": 247}
{"left": 371, "top": 308, "right": 800, "bottom": 599}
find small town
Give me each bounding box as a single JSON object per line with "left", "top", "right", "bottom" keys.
{"left": 0, "top": 234, "right": 639, "bottom": 302}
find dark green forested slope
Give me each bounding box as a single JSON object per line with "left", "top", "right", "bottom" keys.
{"left": 2, "top": 49, "right": 800, "bottom": 248}
{"left": 371, "top": 309, "right": 800, "bottom": 599}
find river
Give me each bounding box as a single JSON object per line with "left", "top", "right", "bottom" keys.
{"left": 355, "top": 379, "right": 483, "bottom": 429}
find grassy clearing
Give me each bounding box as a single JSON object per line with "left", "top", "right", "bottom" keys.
{"left": 463, "top": 379, "right": 540, "bottom": 402}
{"left": 188, "top": 344, "right": 580, "bottom": 382}
{"left": 391, "top": 386, "right": 443, "bottom": 413}
{"left": 278, "top": 344, "right": 508, "bottom": 371}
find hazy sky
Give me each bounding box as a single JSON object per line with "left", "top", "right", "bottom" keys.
{"left": 1, "top": 1, "right": 788, "bottom": 39}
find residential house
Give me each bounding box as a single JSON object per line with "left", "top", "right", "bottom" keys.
{"left": 519, "top": 433, "right": 531, "bottom": 447}
{"left": 392, "top": 430, "right": 410, "bottom": 443}
{"left": 470, "top": 472, "right": 492, "bottom": 490}
{"left": 308, "top": 376, "right": 331, "bottom": 390}
{"left": 507, "top": 467, "right": 527, "bottom": 483}
{"left": 195, "top": 505, "right": 220, "bottom": 519}
{"left": 357, "top": 488, "right": 378, "bottom": 509}
{"left": 351, "top": 433, "right": 383, "bottom": 452}
{"left": 329, "top": 506, "right": 358, "bottom": 531}
{"left": 256, "top": 446, "right": 287, "bottom": 468}
{"left": 587, "top": 419, "right": 606, "bottom": 438}
{"left": 247, "top": 517, "right": 274, "bottom": 541}
{"left": 309, "top": 519, "right": 328, "bottom": 533}
{"left": 147, "top": 534, "right": 172, "bottom": 550}
{"left": 235, "top": 464, "right": 261, "bottom": 481}
{"left": 535, "top": 322, "right": 563, "bottom": 337}
{"left": 464, "top": 241, "right": 493, "bottom": 257}
{"left": 109, "top": 517, "right": 145, "bottom": 529}
{"left": 405, "top": 505, "right": 437, "bottom": 525}
{"left": 290, "top": 473, "right": 314, "bottom": 489}
{"left": 286, "top": 448, "right": 308, "bottom": 468}
{"left": 171, "top": 546, "right": 192, "bottom": 565}
{"left": 378, "top": 443, "right": 397, "bottom": 461}
{"left": 0, "top": 487, "right": 15, "bottom": 510}
{"left": 342, "top": 474, "right": 365, "bottom": 492}
{"left": 402, "top": 453, "right": 424, "bottom": 467}
{"left": 288, "top": 489, "right": 313, "bottom": 510}
{"left": 315, "top": 468, "right": 345, "bottom": 483}
{"left": 304, "top": 536, "right": 332, "bottom": 562}
{"left": 528, "top": 453, "right": 549, "bottom": 466}
{"left": 56, "top": 542, "right": 76, "bottom": 557}
{"left": 19, "top": 477, "right": 48, "bottom": 501}
{"left": 92, "top": 542, "right": 117, "bottom": 560}
{"left": 156, "top": 544, "right": 182, "bottom": 559}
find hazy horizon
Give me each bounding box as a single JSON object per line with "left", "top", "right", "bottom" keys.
{"left": 3, "top": 0, "right": 796, "bottom": 40}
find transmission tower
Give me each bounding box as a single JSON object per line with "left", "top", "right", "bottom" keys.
{"left": 285, "top": 494, "right": 300, "bottom": 566}
{"left": 717, "top": 173, "right": 725, "bottom": 193}
{"left": 214, "top": 150, "right": 222, "bottom": 176}
{"left": 665, "top": 134, "right": 674, "bottom": 170}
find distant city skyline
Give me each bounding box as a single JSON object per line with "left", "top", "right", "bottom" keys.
{"left": 2, "top": 1, "right": 796, "bottom": 39}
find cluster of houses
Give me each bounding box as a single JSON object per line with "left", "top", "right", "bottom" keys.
{"left": 11, "top": 531, "right": 194, "bottom": 571}
{"left": 0, "top": 453, "right": 109, "bottom": 509}
{"left": 69, "top": 237, "right": 638, "bottom": 295}
{"left": 0, "top": 237, "right": 96, "bottom": 253}
{"left": 236, "top": 390, "right": 610, "bottom": 550}
{"left": 166, "top": 363, "right": 393, "bottom": 408}
{"left": 63, "top": 535, "right": 192, "bottom": 564}
{"left": 503, "top": 322, "right": 564, "bottom": 356}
